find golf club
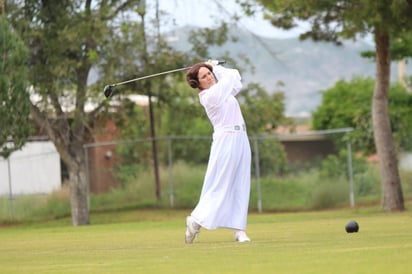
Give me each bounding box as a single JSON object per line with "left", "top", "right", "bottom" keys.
{"left": 103, "top": 60, "right": 226, "bottom": 98}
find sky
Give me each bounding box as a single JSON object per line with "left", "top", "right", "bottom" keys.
{"left": 156, "top": 0, "right": 306, "bottom": 39}
{"left": 154, "top": 0, "right": 373, "bottom": 45}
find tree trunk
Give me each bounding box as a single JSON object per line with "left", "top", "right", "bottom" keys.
{"left": 372, "top": 31, "right": 405, "bottom": 211}
{"left": 30, "top": 104, "right": 91, "bottom": 225}
{"left": 69, "top": 160, "right": 90, "bottom": 226}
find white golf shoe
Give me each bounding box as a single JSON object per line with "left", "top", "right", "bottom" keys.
{"left": 185, "top": 216, "right": 200, "bottom": 244}
{"left": 234, "top": 230, "right": 251, "bottom": 242}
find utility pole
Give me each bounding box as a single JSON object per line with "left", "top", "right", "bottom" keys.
{"left": 1, "top": 0, "right": 5, "bottom": 15}
{"left": 138, "top": 0, "right": 162, "bottom": 201}
{"left": 398, "top": 59, "right": 411, "bottom": 92}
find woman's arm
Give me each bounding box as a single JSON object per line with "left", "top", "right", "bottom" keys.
{"left": 213, "top": 65, "right": 242, "bottom": 96}
{"left": 200, "top": 65, "right": 243, "bottom": 109}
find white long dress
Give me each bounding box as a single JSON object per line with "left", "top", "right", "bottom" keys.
{"left": 190, "top": 65, "right": 251, "bottom": 231}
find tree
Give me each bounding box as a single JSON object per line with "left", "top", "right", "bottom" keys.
{"left": 312, "top": 77, "right": 376, "bottom": 153}
{"left": 390, "top": 32, "right": 412, "bottom": 91}
{"left": 362, "top": 31, "right": 412, "bottom": 91}
{"left": 0, "top": 15, "right": 31, "bottom": 159}
{"left": 238, "top": 82, "right": 286, "bottom": 133}
{"left": 6, "top": 0, "right": 165, "bottom": 225}
{"left": 248, "top": 0, "right": 412, "bottom": 211}
{"left": 312, "top": 77, "right": 412, "bottom": 154}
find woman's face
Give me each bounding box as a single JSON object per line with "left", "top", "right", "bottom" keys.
{"left": 198, "top": 67, "right": 216, "bottom": 90}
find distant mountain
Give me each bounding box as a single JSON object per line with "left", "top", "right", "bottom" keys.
{"left": 167, "top": 26, "right": 405, "bottom": 116}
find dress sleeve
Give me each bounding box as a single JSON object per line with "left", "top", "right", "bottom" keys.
{"left": 200, "top": 66, "right": 243, "bottom": 109}
{"left": 213, "top": 66, "right": 242, "bottom": 96}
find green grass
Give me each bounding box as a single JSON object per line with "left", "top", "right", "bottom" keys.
{"left": 1, "top": 207, "right": 411, "bottom": 274}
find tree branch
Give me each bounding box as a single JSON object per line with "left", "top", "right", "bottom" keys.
{"left": 88, "top": 100, "right": 107, "bottom": 122}
{"left": 100, "top": 0, "right": 140, "bottom": 21}
{"left": 30, "top": 102, "right": 72, "bottom": 163}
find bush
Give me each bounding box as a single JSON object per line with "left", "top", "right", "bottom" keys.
{"left": 250, "top": 171, "right": 317, "bottom": 211}
{"left": 309, "top": 179, "right": 348, "bottom": 210}
{"left": 320, "top": 149, "right": 368, "bottom": 179}
{"left": 253, "top": 137, "right": 289, "bottom": 176}
{"left": 30, "top": 184, "right": 71, "bottom": 220}
{"left": 354, "top": 165, "right": 380, "bottom": 196}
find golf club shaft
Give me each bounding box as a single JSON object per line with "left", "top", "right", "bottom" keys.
{"left": 104, "top": 60, "right": 226, "bottom": 98}
{"left": 112, "top": 66, "right": 190, "bottom": 87}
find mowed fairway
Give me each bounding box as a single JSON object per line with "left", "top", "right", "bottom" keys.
{"left": 1, "top": 208, "right": 411, "bottom": 274}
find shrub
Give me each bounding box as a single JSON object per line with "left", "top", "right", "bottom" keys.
{"left": 31, "top": 184, "right": 71, "bottom": 220}
{"left": 309, "top": 179, "right": 348, "bottom": 210}
{"left": 252, "top": 137, "right": 289, "bottom": 176}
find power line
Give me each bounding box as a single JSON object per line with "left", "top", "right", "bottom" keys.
{"left": 211, "top": 0, "right": 287, "bottom": 67}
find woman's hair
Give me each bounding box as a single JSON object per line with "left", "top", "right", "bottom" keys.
{"left": 186, "top": 63, "right": 213, "bottom": 89}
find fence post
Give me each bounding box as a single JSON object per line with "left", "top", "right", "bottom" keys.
{"left": 167, "top": 138, "right": 174, "bottom": 208}
{"left": 252, "top": 137, "right": 262, "bottom": 213}
{"left": 347, "top": 140, "right": 355, "bottom": 208}
{"left": 7, "top": 158, "right": 14, "bottom": 220}
{"left": 84, "top": 145, "right": 90, "bottom": 213}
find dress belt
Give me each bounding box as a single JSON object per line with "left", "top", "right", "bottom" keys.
{"left": 214, "top": 124, "right": 246, "bottom": 133}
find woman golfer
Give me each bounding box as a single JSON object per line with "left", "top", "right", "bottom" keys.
{"left": 185, "top": 61, "right": 251, "bottom": 243}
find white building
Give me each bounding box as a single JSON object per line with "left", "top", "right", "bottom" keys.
{"left": 0, "top": 140, "right": 61, "bottom": 196}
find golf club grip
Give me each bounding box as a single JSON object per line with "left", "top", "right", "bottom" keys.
{"left": 209, "top": 60, "right": 226, "bottom": 66}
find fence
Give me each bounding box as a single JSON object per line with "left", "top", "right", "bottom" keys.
{"left": 0, "top": 140, "right": 61, "bottom": 220}
{"left": 83, "top": 128, "right": 356, "bottom": 213}
{"left": 1, "top": 128, "right": 363, "bottom": 221}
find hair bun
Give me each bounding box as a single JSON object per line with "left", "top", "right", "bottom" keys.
{"left": 189, "top": 79, "right": 199, "bottom": 89}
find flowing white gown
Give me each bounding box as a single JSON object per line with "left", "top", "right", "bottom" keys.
{"left": 190, "top": 65, "right": 251, "bottom": 230}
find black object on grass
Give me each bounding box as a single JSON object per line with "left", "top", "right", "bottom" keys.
{"left": 345, "top": 220, "right": 359, "bottom": 233}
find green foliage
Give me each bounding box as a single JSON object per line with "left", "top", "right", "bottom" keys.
{"left": 239, "top": 82, "right": 286, "bottom": 133}
{"left": 250, "top": 175, "right": 311, "bottom": 210}
{"left": 312, "top": 77, "right": 412, "bottom": 153}
{"left": 157, "top": 87, "right": 212, "bottom": 165}
{"left": 354, "top": 164, "right": 380, "bottom": 196}
{"left": 362, "top": 32, "right": 412, "bottom": 61}
{"left": 6, "top": 0, "right": 155, "bottom": 224}
{"left": 114, "top": 100, "right": 152, "bottom": 168}
{"left": 388, "top": 84, "right": 412, "bottom": 151}
{"left": 92, "top": 161, "right": 206, "bottom": 210}
{"left": 254, "top": 0, "right": 412, "bottom": 44}
{"left": 391, "top": 33, "right": 412, "bottom": 60}
{"left": 312, "top": 77, "right": 375, "bottom": 153}
{"left": 0, "top": 17, "right": 32, "bottom": 158}
{"left": 320, "top": 149, "right": 368, "bottom": 179}
{"left": 30, "top": 187, "right": 71, "bottom": 220}
{"left": 312, "top": 78, "right": 374, "bottom": 130}
{"left": 317, "top": 150, "right": 380, "bottom": 203}
{"left": 188, "top": 22, "right": 231, "bottom": 59}
{"left": 309, "top": 179, "right": 348, "bottom": 210}
{"left": 253, "top": 137, "right": 289, "bottom": 176}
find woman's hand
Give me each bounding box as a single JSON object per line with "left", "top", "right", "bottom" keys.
{"left": 205, "top": 60, "right": 218, "bottom": 67}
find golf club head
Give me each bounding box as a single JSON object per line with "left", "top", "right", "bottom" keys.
{"left": 104, "top": 85, "right": 114, "bottom": 98}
